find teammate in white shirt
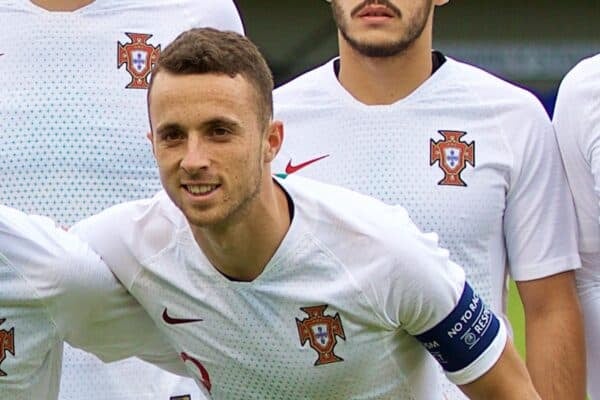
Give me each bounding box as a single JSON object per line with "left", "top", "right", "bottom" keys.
{"left": 0, "top": 1, "right": 243, "bottom": 399}
{"left": 272, "top": 1, "right": 585, "bottom": 399}
{"left": 553, "top": 53, "right": 600, "bottom": 400}
{"left": 0, "top": 204, "right": 196, "bottom": 400}
{"left": 71, "top": 27, "right": 541, "bottom": 400}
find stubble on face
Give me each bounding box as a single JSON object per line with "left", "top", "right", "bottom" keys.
{"left": 331, "top": 0, "right": 433, "bottom": 58}
{"left": 150, "top": 73, "right": 268, "bottom": 232}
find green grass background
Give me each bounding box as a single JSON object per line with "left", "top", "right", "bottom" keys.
{"left": 507, "top": 279, "right": 526, "bottom": 358}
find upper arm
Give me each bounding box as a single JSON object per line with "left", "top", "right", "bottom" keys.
{"left": 375, "top": 217, "right": 508, "bottom": 385}
{"left": 515, "top": 270, "right": 580, "bottom": 315}
{"left": 61, "top": 246, "right": 187, "bottom": 375}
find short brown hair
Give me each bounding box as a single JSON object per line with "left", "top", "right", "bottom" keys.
{"left": 148, "top": 28, "right": 274, "bottom": 129}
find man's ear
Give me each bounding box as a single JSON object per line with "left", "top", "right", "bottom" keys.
{"left": 264, "top": 120, "right": 284, "bottom": 163}
{"left": 434, "top": 0, "right": 450, "bottom": 6}
{"left": 147, "top": 131, "right": 156, "bottom": 156}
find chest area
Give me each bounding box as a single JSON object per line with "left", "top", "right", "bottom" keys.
{"left": 277, "top": 114, "right": 512, "bottom": 238}
{"left": 129, "top": 250, "right": 428, "bottom": 399}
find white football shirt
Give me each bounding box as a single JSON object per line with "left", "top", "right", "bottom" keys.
{"left": 553, "top": 53, "right": 600, "bottom": 400}
{"left": 0, "top": 205, "right": 190, "bottom": 400}
{"left": 273, "top": 56, "right": 580, "bottom": 399}
{"left": 71, "top": 176, "right": 508, "bottom": 400}
{"left": 0, "top": 1, "right": 243, "bottom": 399}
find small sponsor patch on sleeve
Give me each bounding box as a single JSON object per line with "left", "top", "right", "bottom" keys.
{"left": 415, "top": 281, "right": 500, "bottom": 372}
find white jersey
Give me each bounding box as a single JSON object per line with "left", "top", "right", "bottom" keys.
{"left": 71, "top": 176, "right": 508, "bottom": 400}
{"left": 273, "top": 56, "right": 579, "bottom": 320}
{"left": 553, "top": 53, "right": 600, "bottom": 400}
{"left": 0, "top": 205, "right": 190, "bottom": 400}
{"left": 273, "top": 56, "right": 580, "bottom": 399}
{"left": 0, "top": 1, "right": 243, "bottom": 399}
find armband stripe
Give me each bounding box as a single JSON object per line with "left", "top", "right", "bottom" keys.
{"left": 415, "top": 281, "right": 500, "bottom": 373}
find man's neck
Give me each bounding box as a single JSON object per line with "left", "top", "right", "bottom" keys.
{"left": 190, "top": 180, "right": 291, "bottom": 282}
{"left": 337, "top": 36, "right": 433, "bottom": 105}
{"left": 30, "top": 0, "right": 95, "bottom": 12}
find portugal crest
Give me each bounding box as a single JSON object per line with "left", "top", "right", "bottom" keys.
{"left": 296, "top": 305, "right": 346, "bottom": 366}
{"left": 117, "top": 33, "right": 161, "bottom": 89}
{"left": 0, "top": 318, "right": 15, "bottom": 376}
{"left": 430, "top": 130, "right": 475, "bottom": 186}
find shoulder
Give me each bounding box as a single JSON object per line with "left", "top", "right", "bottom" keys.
{"left": 557, "top": 54, "right": 600, "bottom": 102}
{"left": 444, "top": 57, "right": 546, "bottom": 114}
{"left": 0, "top": 204, "right": 118, "bottom": 308}
{"left": 0, "top": 205, "right": 90, "bottom": 274}
{"left": 70, "top": 191, "right": 184, "bottom": 286}
{"left": 274, "top": 59, "right": 337, "bottom": 108}
{"left": 179, "top": 0, "right": 244, "bottom": 34}
{"left": 280, "top": 175, "right": 434, "bottom": 258}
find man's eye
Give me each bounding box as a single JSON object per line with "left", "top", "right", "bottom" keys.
{"left": 212, "top": 127, "right": 230, "bottom": 137}
{"left": 162, "top": 131, "right": 184, "bottom": 141}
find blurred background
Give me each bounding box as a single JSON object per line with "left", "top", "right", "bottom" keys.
{"left": 236, "top": 0, "right": 600, "bottom": 116}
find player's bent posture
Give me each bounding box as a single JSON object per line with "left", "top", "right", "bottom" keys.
{"left": 71, "top": 28, "right": 541, "bottom": 399}
{"left": 0, "top": 205, "right": 194, "bottom": 400}
{"left": 553, "top": 53, "right": 600, "bottom": 400}
{"left": 272, "top": 1, "right": 586, "bottom": 399}
{"left": 0, "top": 1, "right": 243, "bottom": 399}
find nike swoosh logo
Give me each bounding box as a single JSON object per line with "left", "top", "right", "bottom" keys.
{"left": 285, "top": 154, "right": 329, "bottom": 175}
{"left": 162, "top": 308, "right": 203, "bottom": 325}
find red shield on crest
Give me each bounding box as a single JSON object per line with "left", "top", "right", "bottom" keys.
{"left": 0, "top": 318, "right": 15, "bottom": 377}
{"left": 430, "top": 130, "right": 475, "bottom": 186}
{"left": 117, "top": 32, "right": 161, "bottom": 89}
{"left": 296, "top": 305, "right": 346, "bottom": 366}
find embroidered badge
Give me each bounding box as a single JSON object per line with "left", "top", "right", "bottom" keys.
{"left": 0, "top": 318, "right": 15, "bottom": 376}
{"left": 117, "top": 33, "right": 161, "bottom": 89}
{"left": 430, "top": 130, "right": 475, "bottom": 186}
{"left": 296, "top": 305, "right": 346, "bottom": 366}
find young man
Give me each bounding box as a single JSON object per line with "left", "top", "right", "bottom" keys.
{"left": 553, "top": 53, "right": 600, "bottom": 400}
{"left": 0, "top": 204, "right": 194, "bottom": 400}
{"left": 272, "top": 1, "right": 585, "bottom": 399}
{"left": 0, "top": 0, "right": 242, "bottom": 399}
{"left": 72, "top": 27, "right": 541, "bottom": 399}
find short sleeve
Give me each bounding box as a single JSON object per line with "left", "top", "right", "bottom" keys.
{"left": 365, "top": 214, "right": 507, "bottom": 384}
{"left": 553, "top": 56, "right": 600, "bottom": 254}
{"left": 503, "top": 95, "right": 581, "bottom": 280}
{"left": 0, "top": 205, "right": 186, "bottom": 375}
{"left": 60, "top": 246, "right": 186, "bottom": 376}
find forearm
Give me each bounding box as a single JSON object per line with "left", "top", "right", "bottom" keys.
{"left": 517, "top": 271, "right": 586, "bottom": 400}
{"left": 525, "top": 305, "right": 586, "bottom": 400}
{"left": 460, "top": 340, "right": 540, "bottom": 400}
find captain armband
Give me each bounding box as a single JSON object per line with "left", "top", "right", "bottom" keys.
{"left": 414, "top": 282, "right": 501, "bottom": 373}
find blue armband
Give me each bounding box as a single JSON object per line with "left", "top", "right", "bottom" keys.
{"left": 415, "top": 281, "right": 500, "bottom": 373}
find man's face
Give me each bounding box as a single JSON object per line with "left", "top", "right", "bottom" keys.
{"left": 331, "top": 0, "right": 434, "bottom": 57}
{"left": 148, "top": 72, "right": 269, "bottom": 230}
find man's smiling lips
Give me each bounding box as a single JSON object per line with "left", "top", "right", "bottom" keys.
{"left": 183, "top": 184, "right": 220, "bottom": 196}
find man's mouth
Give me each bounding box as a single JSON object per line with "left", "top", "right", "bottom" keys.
{"left": 356, "top": 5, "right": 395, "bottom": 18}
{"left": 184, "top": 184, "right": 220, "bottom": 195}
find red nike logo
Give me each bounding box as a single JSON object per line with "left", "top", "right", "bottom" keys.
{"left": 162, "top": 308, "right": 203, "bottom": 325}
{"left": 285, "top": 155, "right": 329, "bottom": 174}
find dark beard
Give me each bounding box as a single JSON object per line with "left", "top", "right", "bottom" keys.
{"left": 332, "top": 0, "right": 432, "bottom": 58}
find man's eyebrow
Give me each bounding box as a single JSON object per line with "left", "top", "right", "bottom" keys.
{"left": 155, "top": 123, "right": 184, "bottom": 135}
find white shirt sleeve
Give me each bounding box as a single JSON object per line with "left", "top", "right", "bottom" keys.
{"left": 0, "top": 205, "right": 187, "bottom": 376}
{"left": 553, "top": 56, "right": 600, "bottom": 254}
{"left": 357, "top": 209, "right": 508, "bottom": 385}
{"left": 503, "top": 94, "right": 581, "bottom": 280}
